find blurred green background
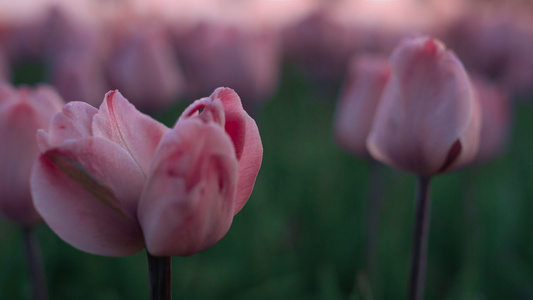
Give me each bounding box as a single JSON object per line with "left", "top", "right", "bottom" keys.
{"left": 1, "top": 62, "right": 533, "bottom": 300}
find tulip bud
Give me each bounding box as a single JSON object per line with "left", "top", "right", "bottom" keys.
{"left": 0, "top": 84, "right": 64, "bottom": 225}
{"left": 107, "top": 23, "right": 185, "bottom": 112}
{"left": 334, "top": 54, "right": 390, "bottom": 158}
{"left": 367, "top": 37, "right": 481, "bottom": 176}
{"left": 471, "top": 76, "right": 511, "bottom": 163}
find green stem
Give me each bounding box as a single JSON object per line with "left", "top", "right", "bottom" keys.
{"left": 22, "top": 226, "right": 48, "bottom": 300}
{"left": 364, "top": 162, "right": 385, "bottom": 278}
{"left": 408, "top": 176, "right": 432, "bottom": 300}
{"left": 147, "top": 252, "right": 172, "bottom": 300}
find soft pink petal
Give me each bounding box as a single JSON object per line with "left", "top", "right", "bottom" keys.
{"left": 333, "top": 55, "right": 390, "bottom": 157}
{"left": 92, "top": 90, "right": 169, "bottom": 176}
{"left": 367, "top": 37, "right": 480, "bottom": 175}
{"left": 25, "top": 85, "right": 65, "bottom": 121}
{"left": 139, "top": 119, "right": 238, "bottom": 256}
{"left": 0, "top": 101, "right": 44, "bottom": 225}
{"left": 178, "top": 95, "right": 225, "bottom": 126}
{"left": 31, "top": 137, "right": 146, "bottom": 256}
{"left": 106, "top": 24, "right": 185, "bottom": 111}
{"left": 39, "top": 101, "right": 98, "bottom": 151}
{"left": 212, "top": 88, "right": 263, "bottom": 213}
{"left": 472, "top": 77, "right": 510, "bottom": 163}
{"left": 0, "top": 83, "right": 17, "bottom": 107}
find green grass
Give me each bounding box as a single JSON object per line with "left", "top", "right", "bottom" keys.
{"left": 1, "top": 64, "right": 533, "bottom": 299}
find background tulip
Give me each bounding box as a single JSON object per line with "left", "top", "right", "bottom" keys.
{"left": 471, "top": 76, "right": 511, "bottom": 163}
{"left": 45, "top": 6, "right": 110, "bottom": 106}
{"left": 333, "top": 54, "right": 390, "bottom": 158}
{"left": 106, "top": 22, "right": 185, "bottom": 112}
{"left": 175, "top": 21, "right": 281, "bottom": 113}
{"left": 0, "top": 84, "right": 64, "bottom": 225}
{"left": 365, "top": 36, "right": 484, "bottom": 300}
{"left": 367, "top": 37, "right": 481, "bottom": 176}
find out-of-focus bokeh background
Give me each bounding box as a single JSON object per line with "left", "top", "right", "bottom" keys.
{"left": 1, "top": 0, "right": 533, "bottom": 299}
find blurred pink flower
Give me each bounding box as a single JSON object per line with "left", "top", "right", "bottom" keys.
{"left": 471, "top": 76, "right": 511, "bottom": 163}
{"left": 106, "top": 23, "right": 185, "bottom": 112}
{"left": 0, "top": 84, "right": 64, "bottom": 225}
{"left": 31, "top": 88, "right": 262, "bottom": 257}
{"left": 44, "top": 5, "right": 111, "bottom": 106}
{"left": 367, "top": 37, "right": 481, "bottom": 176}
{"left": 446, "top": 8, "right": 533, "bottom": 96}
{"left": 333, "top": 54, "right": 390, "bottom": 158}
{"left": 282, "top": 9, "right": 360, "bottom": 84}
{"left": 176, "top": 21, "right": 281, "bottom": 111}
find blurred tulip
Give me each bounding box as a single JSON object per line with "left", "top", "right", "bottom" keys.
{"left": 0, "top": 50, "right": 9, "bottom": 81}
{"left": 0, "top": 84, "right": 64, "bottom": 225}
{"left": 445, "top": 6, "right": 533, "bottom": 97}
{"left": 44, "top": 5, "right": 111, "bottom": 106}
{"left": 333, "top": 54, "right": 390, "bottom": 158}
{"left": 471, "top": 77, "right": 511, "bottom": 163}
{"left": 176, "top": 21, "right": 281, "bottom": 112}
{"left": 1, "top": 16, "right": 48, "bottom": 63}
{"left": 31, "top": 88, "right": 262, "bottom": 257}
{"left": 367, "top": 37, "right": 481, "bottom": 176}
{"left": 282, "top": 9, "right": 360, "bottom": 84}
{"left": 51, "top": 49, "right": 109, "bottom": 106}
{"left": 106, "top": 22, "right": 185, "bottom": 112}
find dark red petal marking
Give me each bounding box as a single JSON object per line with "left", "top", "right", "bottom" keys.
{"left": 439, "top": 139, "right": 462, "bottom": 173}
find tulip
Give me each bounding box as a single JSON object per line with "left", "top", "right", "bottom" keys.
{"left": 176, "top": 21, "right": 281, "bottom": 112}
{"left": 333, "top": 54, "right": 391, "bottom": 285}
{"left": 333, "top": 54, "right": 390, "bottom": 158}
{"left": 44, "top": 5, "right": 111, "bottom": 106}
{"left": 31, "top": 87, "right": 262, "bottom": 257}
{"left": 106, "top": 23, "right": 185, "bottom": 112}
{"left": 366, "top": 36, "right": 481, "bottom": 300}
{"left": 0, "top": 84, "right": 64, "bottom": 225}
{"left": 471, "top": 76, "right": 511, "bottom": 163}
{"left": 367, "top": 37, "right": 481, "bottom": 176}
{"left": 0, "top": 83, "right": 64, "bottom": 300}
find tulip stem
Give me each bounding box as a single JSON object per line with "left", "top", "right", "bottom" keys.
{"left": 22, "top": 226, "right": 48, "bottom": 300}
{"left": 408, "top": 176, "right": 432, "bottom": 300}
{"left": 364, "top": 162, "right": 385, "bottom": 278}
{"left": 147, "top": 252, "right": 172, "bottom": 300}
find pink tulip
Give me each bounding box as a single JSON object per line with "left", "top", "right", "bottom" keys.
{"left": 471, "top": 77, "right": 511, "bottom": 163}
{"left": 106, "top": 23, "right": 185, "bottom": 111}
{"left": 44, "top": 5, "right": 111, "bottom": 106}
{"left": 282, "top": 9, "right": 361, "bottom": 83}
{"left": 31, "top": 88, "right": 262, "bottom": 257}
{"left": 333, "top": 54, "right": 390, "bottom": 158}
{"left": 0, "top": 84, "right": 64, "bottom": 225}
{"left": 367, "top": 37, "right": 481, "bottom": 176}
{"left": 176, "top": 21, "right": 281, "bottom": 110}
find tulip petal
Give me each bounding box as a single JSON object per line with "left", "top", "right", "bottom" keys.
{"left": 333, "top": 55, "right": 390, "bottom": 157}
{"left": 178, "top": 94, "right": 225, "bottom": 126}
{"left": 38, "top": 101, "right": 98, "bottom": 151}
{"left": 139, "top": 119, "right": 238, "bottom": 257}
{"left": 31, "top": 137, "right": 145, "bottom": 256}
{"left": 0, "top": 83, "right": 16, "bottom": 107}
{"left": 213, "top": 88, "right": 263, "bottom": 213}
{"left": 92, "top": 90, "right": 169, "bottom": 176}
{"left": 0, "top": 101, "right": 43, "bottom": 224}
{"left": 24, "top": 86, "right": 65, "bottom": 121}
